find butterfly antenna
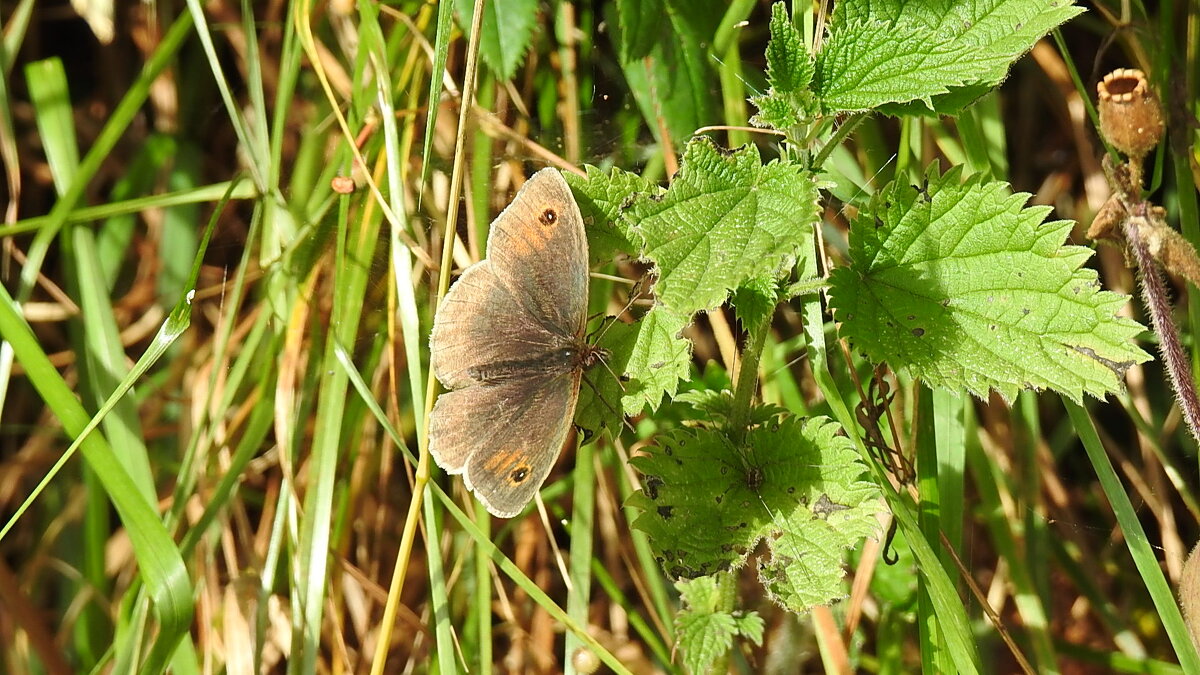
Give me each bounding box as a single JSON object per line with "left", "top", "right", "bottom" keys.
{"left": 588, "top": 272, "right": 650, "bottom": 344}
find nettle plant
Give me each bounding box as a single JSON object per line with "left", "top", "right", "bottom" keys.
{"left": 557, "top": 0, "right": 1143, "bottom": 670}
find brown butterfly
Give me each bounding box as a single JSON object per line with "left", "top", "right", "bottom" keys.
{"left": 428, "top": 169, "right": 606, "bottom": 517}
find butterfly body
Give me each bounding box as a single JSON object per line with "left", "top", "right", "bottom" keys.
{"left": 466, "top": 341, "right": 601, "bottom": 384}
{"left": 428, "top": 169, "right": 600, "bottom": 518}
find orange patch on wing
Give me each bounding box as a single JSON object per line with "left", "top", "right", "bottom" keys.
{"left": 482, "top": 448, "right": 529, "bottom": 474}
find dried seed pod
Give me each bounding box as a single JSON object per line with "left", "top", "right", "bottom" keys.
{"left": 330, "top": 176, "right": 356, "bottom": 194}
{"left": 1097, "top": 68, "right": 1164, "bottom": 159}
{"left": 570, "top": 647, "right": 601, "bottom": 674}
{"left": 1087, "top": 195, "right": 1125, "bottom": 242}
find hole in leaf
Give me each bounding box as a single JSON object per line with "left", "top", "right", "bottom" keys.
{"left": 645, "top": 476, "right": 662, "bottom": 500}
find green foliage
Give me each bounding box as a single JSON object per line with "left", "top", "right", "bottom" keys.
{"left": 751, "top": 0, "right": 1085, "bottom": 123}
{"left": 674, "top": 576, "right": 764, "bottom": 675}
{"left": 610, "top": 0, "right": 722, "bottom": 143}
{"left": 731, "top": 274, "right": 783, "bottom": 329}
{"left": 750, "top": 2, "right": 818, "bottom": 129}
{"left": 570, "top": 136, "right": 821, "bottom": 435}
{"left": 617, "top": 305, "right": 693, "bottom": 412}
{"left": 17, "top": 0, "right": 1194, "bottom": 672}
{"left": 672, "top": 390, "right": 788, "bottom": 428}
{"left": 453, "top": 0, "right": 539, "bottom": 81}
{"left": 567, "top": 166, "right": 691, "bottom": 435}
{"left": 613, "top": 0, "right": 665, "bottom": 63}
{"left": 631, "top": 138, "right": 821, "bottom": 314}
{"left": 628, "top": 415, "right": 883, "bottom": 614}
{"left": 815, "top": 17, "right": 979, "bottom": 112}
{"left": 564, "top": 165, "right": 653, "bottom": 266}
{"left": 835, "top": 0, "right": 1085, "bottom": 114}
{"left": 576, "top": 305, "right": 692, "bottom": 436}
{"left": 828, "top": 166, "right": 1151, "bottom": 402}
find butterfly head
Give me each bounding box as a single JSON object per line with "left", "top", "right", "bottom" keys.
{"left": 577, "top": 342, "right": 609, "bottom": 370}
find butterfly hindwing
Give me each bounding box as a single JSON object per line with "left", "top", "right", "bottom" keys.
{"left": 429, "top": 371, "right": 581, "bottom": 517}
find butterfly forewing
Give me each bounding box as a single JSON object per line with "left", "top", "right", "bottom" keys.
{"left": 485, "top": 169, "right": 589, "bottom": 341}
{"left": 429, "top": 262, "right": 563, "bottom": 390}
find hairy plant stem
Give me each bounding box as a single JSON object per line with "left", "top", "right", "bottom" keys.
{"left": 714, "top": 308, "right": 772, "bottom": 669}
{"left": 729, "top": 309, "right": 773, "bottom": 443}
{"left": 1123, "top": 216, "right": 1200, "bottom": 445}
{"left": 812, "top": 113, "right": 865, "bottom": 168}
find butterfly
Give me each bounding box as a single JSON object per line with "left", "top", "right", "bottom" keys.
{"left": 428, "top": 168, "right": 606, "bottom": 518}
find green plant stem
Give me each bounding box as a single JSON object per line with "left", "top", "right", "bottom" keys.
{"left": 811, "top": 113, "right": 865, "bottom": 168}
{"left": 713, "top": 0, "right": 755, "bottom": 53}
{"left": 724, "top": 291, "right": 774, "bottom": 669}
{"left": 474, "top": 503, "right": 493, "bottom": 673}
{"left": 729, "top": 309, "right": 772, "bottom": 440}
{"left": 565, "top": 441, "right": 596, "bottom": 674}
{"left": 713, "top": 0, "right": 754, "bottom": 148}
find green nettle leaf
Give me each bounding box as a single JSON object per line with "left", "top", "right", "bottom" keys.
{"left": 631, "top": 138, "right": 820, "bottom": 314}
{"left": 750, "top": 2, "right": 819, "bottom": 129}
{"left": 731, "top": 275, "right": 781, "bottom": 329}
{"left": 566, "top": 165, "right": 656, "bottom": 265}
{"left": 570, "top": 166, "right": 686, "bottom": 435}
{"left": 577, "top": 305, "right": 692, "bottom": 434}
{"left": 455, "top": 0, "right": 538, "bottom": 81}
{"left": 816, "top": 0, "right": 1084, "bottom": 114}
{"left": 569, "top": 165, "right": 697, "bottom": 436}
{"left": 815, "top": 19, "right": 979, "bottom": 112}
{"left": 828, "top": 166, "right": 1152, "bottom": 403}
{"left": 629, "top": 416, "right": 883, "bottom": 613}
{"left": 749, "top": 94, "right": 804, "bottom": 131}
{"left": 762, "top": 2, "right": 812, "bottom": 93}
{"left": 674, "top": 389, "right": 788, "bottom": 428}
{"left": 614, "top": 0, "right": 665, "bottom": 63}
{"left": 730, "top": 610, "right": 764, "bottom": 646}
{"left": 619, "top": 305, "right": 693, "bottom": 412}
{"left": 675, "top": 576, "right": 764, "bottom": 675}
{"left": 839, "top": 0, "right": 1084, "bottom": 85}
